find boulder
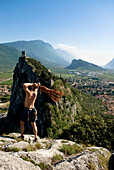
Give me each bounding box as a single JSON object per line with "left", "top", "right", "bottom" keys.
{"left": 0, "top": 151, "right": 41, "bottom": 170}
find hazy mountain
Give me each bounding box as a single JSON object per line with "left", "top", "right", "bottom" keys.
{"left": 0, "top": 44, "right": 21, "bottom": 70}
{"left": 3, "top": 40, "right": 70, "bottom": 67}
{"left": 0, "top": 44, "right": 39, "bottom": 71}
{"left": 66, "top": 59, "right": 104, "bottom": 71}
{"left": 104, "top": 58, "right": 114, "bottom": 69}
{"left": 55, "top": 48, "right": 75, "bottom": 62}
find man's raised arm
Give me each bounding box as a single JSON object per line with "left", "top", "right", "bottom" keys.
{"left": 23, "top": 83, "right": 32, "bottom": 93}
{"left": 23, "top": 83, "right": 40, "bottom": 92}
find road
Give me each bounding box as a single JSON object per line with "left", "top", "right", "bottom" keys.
{"left": 0, "top": 101, "right": 10, "bottom": 108}
{"left": 0, "top": 77, "right": 13, "bottom": 84}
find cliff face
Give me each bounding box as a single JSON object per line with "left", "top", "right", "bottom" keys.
{"left": 1, "top": 56, "right": 80, "bottom": 137}
{"left": 7, "top": 56, "right": 53, "bottom": 136}
{"left": 8, "top": 57, "right": 37, "bottom": 121}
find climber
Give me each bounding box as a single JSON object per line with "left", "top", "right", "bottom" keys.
{"left": 20, "top": 82, "right": 64, "bottom": 141}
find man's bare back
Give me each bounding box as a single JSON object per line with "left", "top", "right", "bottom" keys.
{"left": 23, "top": 83, "right": 40, "bottom": 108}
{"left": 24, "top": 89, "right": 37, "bottom": 108}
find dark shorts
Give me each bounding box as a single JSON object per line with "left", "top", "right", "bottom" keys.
{"left": 20, "top": 108, "right": 37, "bottom": 122}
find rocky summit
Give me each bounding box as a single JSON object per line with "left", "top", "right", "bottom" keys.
{"left": 0, "top": 133, "right": 111, "bottom": 170}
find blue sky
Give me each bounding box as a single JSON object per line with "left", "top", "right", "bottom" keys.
{"left": 0, "top": 0, "right": 114, "bottom": 66}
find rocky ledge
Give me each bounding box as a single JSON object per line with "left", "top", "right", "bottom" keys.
{"left": 0, "top": 133, "right": 111, "bottom": 170}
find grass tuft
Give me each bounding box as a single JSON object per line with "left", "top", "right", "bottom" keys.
{"left": 21, "top": 156, "right": 53, "bottom": 170}
{"left": 88, "top": 161, "right": 96, "bottom": 170}
{"left": 3, "top": 147, "right": 20, "bottom": 152}
{"left": 61, "top": 140, "right": 68, "bottom": 143}
{"left": 35, "top": 142, "right": 42, "bottom": 149}
{"left": 45, "top": 142, "right": 53, "bottom": 149}
{"left": 97, "top": 153, "right": 111, "bottom": 170}
{"left": 38, "top": 162, "right": 53, "bottom": 170}
{"left": 23, "top": 144, "right": 36, "bottom": 152}
{"left": 51, "top": 154, "right": 63, "bottom": 165}
{"left": 59, "top": 144, "right": 84, "bottom": 156}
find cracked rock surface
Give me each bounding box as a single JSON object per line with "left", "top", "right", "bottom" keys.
{"left": 0, "top": 133, "right": 111, "bottom": 170}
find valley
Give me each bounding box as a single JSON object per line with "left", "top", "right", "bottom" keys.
{"left": 0, "top": 56, "right": 113, "bottom": 152}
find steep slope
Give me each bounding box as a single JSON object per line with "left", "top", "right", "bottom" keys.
{"left": 3, "top": 40, "right": 70, "bottom": 66}
{"left": 104, "top": 58, "right": 114, "bottom": 69}
{"left": 66, "top": 59, "right": 104, "bottom": 71}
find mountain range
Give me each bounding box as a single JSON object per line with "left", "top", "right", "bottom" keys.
{"left": 0, "top": 39, "right": 113, "bottom": 71}
{"left": 3, "top": 40, "right": 70, "bottom": 67}
{"left": 0, "top": 44, "right": 21, "bottom": 70}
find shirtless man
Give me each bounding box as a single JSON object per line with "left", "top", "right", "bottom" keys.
{"left": 20, "top": 82, "right": 40, "bottom": 141}
{"left": 20, "top": 82, "right": 64, "bottom": 141}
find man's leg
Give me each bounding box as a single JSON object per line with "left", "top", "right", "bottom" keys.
{"left": 20, "top": 121, "right": 25, "bottom": 138}
{"left": 31, "top": 122, "right": 38, "bottom": 140}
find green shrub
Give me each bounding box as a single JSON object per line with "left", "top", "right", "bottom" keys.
{"left": 35, "top": 142, "right": 42, "bottom": 149}
{"left": 61, "top": 114, "right": 114, "bottom": 151}
{"left": 21, "top": 156, "right": 53, "bottom": 169}
{"left": 88, "top": 148, "right": 97, "bottom": 153}
{"left": 23, "top": 144, "right": 36, "bottom": 152}
{"left": 21, "top": 156, "right": 37, "bottom": 166}
{"left": 59, "top": 144, "right": 83, "bottom": 156}
{"left": 45, "top": 142, "right": 52, "bottom": 149}
{"left": 38, "top": 162, "right": 53, "bottom": 170}
{"left": 61, "top": 140, "right": 68, "bottom": 143}
{"left": 97, "top": 153, "right": 111, "bottom": 170}
{"left": 88, "top": 161, "right": 96, "bottom": 170}
{"left": 4, "top": 147, "right": 20, "bottom": 152}
{"left": 51, "top": 154, "right": 63, "bottom": 165}
{"left": 0, "top": 94, "right": 10, "bottom": 102}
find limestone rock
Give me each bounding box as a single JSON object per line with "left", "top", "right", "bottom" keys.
{"left": 54, "top": 152, "right": 100, "bottom": 170}
{"left": 0, "top": 136, "right": 17, "bottom": 143}
{"left": 0, "top": 133, "right": 111, "bottom": 170}
{"left": 7, "top": 141, "right": 30, "bottom": 150}
{"left": 0, "top": 151, "right": 41, "bottom": 170}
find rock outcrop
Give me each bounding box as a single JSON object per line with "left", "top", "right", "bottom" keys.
{"left": 0, "top": 133, "right": 111, "bottom": 170}
{"left": 0, "top": 151, "right": 41, "bottom": 170}
{"left": 0, "top": 55, "right": 80, "bottom": 137}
